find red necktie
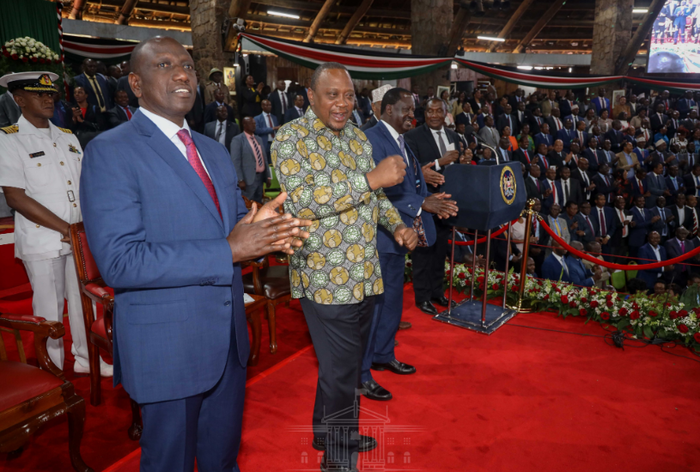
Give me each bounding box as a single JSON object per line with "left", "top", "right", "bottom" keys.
{"left": 125, "top": 107, "right": 132, "bottom": 120}
{"left": 550, "top": 181, "right": 557, "bottom": 205}
{"left": 177, "top": 129, "right": 221, "bottom": 218}
{"left": 639, "top": 179, "right": 644, "bottom": 194}
{"left": 524, "top": 150, "right": 530, "bottom": 163}
{"left": 599, "top": 208, "right": 606, "bottom": 237}
{"left": 541, "top": 154, "right": 548, "bottom": 168}
{"left": 619, "top": 210, "right": 628, "bottom": 237}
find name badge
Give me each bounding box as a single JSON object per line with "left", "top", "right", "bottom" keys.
{"left": 67, "top": 190, "right": 75, "bottom": 202}
{"left": 29, "top": 151, "right": 45, "bottom": 158}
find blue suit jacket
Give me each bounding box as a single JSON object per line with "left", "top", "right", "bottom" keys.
{"left": 364, "top": 121, "right": 436, "bottom": 254}
{"left": 591, "top": 205, "right": 616, "bottom": 239}
{"left": 637, "top": 243, "right": 667, "bottom": 289}
{"left": 73, "top": 72, "right": 113, "bottom": 110}
{"left": 80, "top": 110, "right": 250, "bottom": 404}
{"left": 592, "top": 96, "right": 610, "bottom": 115}
{"left": 534, "top": 132, "right": 553, "bottom": 150}
{"left": 541, "top": 254, "right": 572, "bottom": 283}
{"left": 254, "top": 112, "right": 278, "bottom": 140}
{"left": 564, "top": 255, "right": 594, "bottom": 287}
{"left": 629, "top": 206, "right": 653, "bottom": 248}
{"left": 556, "top": 127, "right": 577, "bottom": 151}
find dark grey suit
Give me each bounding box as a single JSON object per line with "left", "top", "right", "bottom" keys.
{"left": 106, "top": 105, "right": 137, "bottom": 129}
{"left": 0, "top": 92, "right": 21, "bottom": 127}
{"left": 229, "top": 132, "right": 269, "bottom": 203}
{"left": 204, "top": 119, "right": 239, "bottom": 151}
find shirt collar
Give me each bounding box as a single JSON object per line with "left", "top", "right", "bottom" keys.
{"left": 139, "top": 106, "right": 190, "bottom": 141}
{"left": 430, "top": 126, "right": 446, "bottom": 135}
{"left": 16, "top": 114, "right": 59, "bottom": 141}
{"left": 379, "top": 119, "right": 401, "bottom": 142}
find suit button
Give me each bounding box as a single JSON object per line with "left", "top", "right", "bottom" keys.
{"left": 224, "top": 301, "right": 231, "bottom": 306}
{"left": 60, "top": 161, "right": 65, "bottom": 166}
{"left": 68, "top": 180, "right": 72, "bottom": 185}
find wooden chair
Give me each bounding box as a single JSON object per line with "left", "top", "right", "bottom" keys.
{"left": 244, "top": 294, "right": 268, "bottom": 366}
{"left": 69, "top": 222, "right": 142, "bottom": 441}
{"left": 0, "top": 315, "right": 93, "bottom": 472}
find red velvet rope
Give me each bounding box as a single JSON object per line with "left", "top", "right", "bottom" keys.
{"left": 448, "top": 218, "right": 518, "bottom": 246}
{"left": 538, "top": 217, "right": 700, "bottom": 271}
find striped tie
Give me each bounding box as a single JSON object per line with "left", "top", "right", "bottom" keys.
{"left": 251, "top": 135, "right": 265, "bottom": 169}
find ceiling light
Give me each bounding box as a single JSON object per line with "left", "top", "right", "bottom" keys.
{"left": 267, "top": 10, "right": 300, "bottom": 19}
{"left": 517, "top": 66, "right": 533, "bottom": 70}
{"left": 477, "top": 36, "right": 505, "bottom": 42}
{"left": 451, "top": 62, "right": 459, "bottom": 69}
{"left": 632, "top": 8, "right": 648, "bottom": 13}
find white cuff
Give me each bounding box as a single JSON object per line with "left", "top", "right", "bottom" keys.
{"left": 434, "top": 159, "right": 441, "bottom": 171}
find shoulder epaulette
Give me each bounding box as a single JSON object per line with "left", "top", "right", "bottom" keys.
{"left": 0, "top": 125, "right": 18, "bottom": 134}
{"left": 58, "top": 127, "right": 73, "bottom": 134}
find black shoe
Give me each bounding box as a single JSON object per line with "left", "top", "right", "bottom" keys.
{"left": 361, "top": 379, "right": 393, "bottom": 401}
{"left": 432, "top": 296, "right": 456, "bottom": 308}
{"left": 320, "top": 457, "right": 359, "bottom": 472}
{"left": 371, "top": 359, "right": 416, "bottom": 375}
{"left": 312, "top": 435, "right": 378, "bottom": 452}
{"left": 416, "top": 301, "right": 438, "bottom": 315}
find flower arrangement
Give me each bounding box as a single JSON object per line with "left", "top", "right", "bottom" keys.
{"left": 2, "top": 37, "right": 61, "bottom": 64}
{"left": 405, "top": 256, "right": 700, "bottom": 352}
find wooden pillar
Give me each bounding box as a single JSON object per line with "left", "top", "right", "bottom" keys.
{"left": 69, "top": 0, "right": 87, "bottom": 19}
{"left": 590, "top": 0, "right": 634, "bottom": 76}
{"left": 190, "top": 0, "right": 236, "bottom": 87}
{"left": 305, "top": 0, "right": 337, "bottom": 43}
{"left": 411, "top": 0, "right": 454, "bottom": 93}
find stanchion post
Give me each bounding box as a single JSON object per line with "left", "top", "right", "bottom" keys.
{"left": 448, "top": 227, "right": 456, "bottom": 315}
{"left": 480, "top": 229, "right": 492, "bottom": 327}
{"left": 516, "top": 199, "right": 536, "bottom": 311}
{"left": 501, "top": 221, "right": 512, "bottom": 308}
{"left": 470, "top": 229, "right": 479, "bottom": 301}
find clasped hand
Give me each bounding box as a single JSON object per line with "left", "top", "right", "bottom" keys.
{"left": 227, "top": 192, "right": 312, "bottom": 263}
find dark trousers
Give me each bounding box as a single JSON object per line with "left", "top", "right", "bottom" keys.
{"left": 139, "top": 337, "right": 246, "bottom": 472}
{"left": 301, "top": 296, "right": 375, "bottom": 468}
{"left": 611, "top": 237, "right": 629, "bottom": 264}
{"left": 412, "top": 218, "right": 450, "bottom": 304}
{"left": 361, "top": 253, "right": 404, "bottom": 383}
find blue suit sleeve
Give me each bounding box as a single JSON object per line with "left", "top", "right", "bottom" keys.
{"left": 80, "top": 139, "right": 234, "bottom": 290}
{"left": 255, "top": 115, "right": 276, "bottom": 135}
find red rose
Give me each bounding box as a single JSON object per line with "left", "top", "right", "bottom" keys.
{"left": 618, "top": 307, "right": 628, "bottom": 316}
{"left": 693, "top": 308, "right": 700, "bottom": 315}
{"left": 600, "top": 312, "right": 611, "bottom": 320}
{"left": 477, "top": 276, "right": 484, "bottom": 283}
{"left": 694, "top": 332, "right": 700, "bottom": 343}
{"left": 30, "top": 57, "right": 37, "bottom": 62}
{"left": 590, "top": 300, "right": 599, "bottom": 308}
{"left": 670, "top": 311, "right": 678, "bottom": 320}
{"left": 561, "top": 295, "right": 569, "bottom": 304}
{"left": 606, "top": 294, "right": 612, "bottom": 300}
{"left": 679, "top": 324, "right": 689, "bottom": 334}
{"left": 630, "top": 310, "right": 640, "bottom": 320}
{"left": 492, "top": 283, "right": 499, "bottom": 291}
{"left": 407, "top": 262, "right": 412, "bottom": 267}
{"left": 679, "top": 310, "right": 689, "bottom": 317}
{"left": 479, "top": 283, "right": 484, "bottom": 290}
{"left": 39, "top": 58, "right": 45, "bottom": 64}
{"left": 606, "top": 300, "right": 614, "bottom": 308}
{"left": 581, "top": 297, "right": 587, "bottom": 304}
{"left": 579, "top": 308, "right": 587, "bottom": 316}
{"left": 632, "top": 302, "right": 639, "bottom": 310}
{"left": 649, "top": 310, "right": 658, "bottom": 318}
{"left": 2, "top": 49, "right": 8, "bottom": 57}
{"left": 458, "top": 273, "right": 466, "bottom": 280}
{"left": 11, "top": 53, "right": 17, "bottom": 60}
{"left": 569, "top": 301, "right": 576, "bottom": 308}
{"left": 21, "top": 57, "right": 28, "bottom": 62}
{"left": 544, "top": 294, "right": 549, "bottom": 300}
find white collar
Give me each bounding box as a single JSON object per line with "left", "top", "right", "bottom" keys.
{"left": 139, "top": 107, "right": 190, "bottom": 140}
{"left": 552, "top": 253, "right": 565, "bottom": 264}
{"left": 430, "top": 126, "right": 446, "bottom": 135}
{"left": 16, "top": 114, "right": 60, "bottom": 141}
{"left": 379, "top": 120, "right": 401, "bottom": 143}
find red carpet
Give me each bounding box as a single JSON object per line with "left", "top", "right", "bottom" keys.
{"left": 3, "top": 285, "right": 700, "bottom": 472}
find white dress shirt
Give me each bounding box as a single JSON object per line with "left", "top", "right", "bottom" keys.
{"left": 139, "top": 107, "right": 210, "bottom": 177}
{"left": 215, "top": 120, "right": 227, "bottom": 146}
{"left": 430, "top": 126, "right": 450, "bottom": 170}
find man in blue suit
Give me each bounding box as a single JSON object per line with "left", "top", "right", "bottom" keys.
{"left": 564, "top": 241, "right": 601, "bottom": 287}
{"left": 629, "top": 196, "right": 660, "bottom": 258}
{"left": 556, "top": 118, "right": 577, "bottom": 152}
{"left": 534, "top": 123, "right": 554, "bottom": 150}
{"left": 541, "top": 240, "right": 572, "bottom": 282}
{"left": 79, "top": 37, "right": 310, "bottom": 472}
{"left": 638, "top": 231, "right": 672, "bottom": 289}
{"left": 73, "top": 58, "right": 112, "bottom": 112}
{"left": 591, "top": 193, "right": 616, "bottom": 256}
{"left": 283, "top": 94, "right": 306, "bottom": 124}
{"left": 254, "top": 99, "right": 279, "bottom": 159}
{"left": 361, "top": 87, "right": 457, "bottom": 402}
{"left": 592, "top": 88, "right": 610, "bottom": 116}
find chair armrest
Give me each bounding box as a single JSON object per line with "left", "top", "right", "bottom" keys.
{"left": 0, "top": 315, "right": 66, "bottom": 380}
{"left": 241, "top": 259, "right": 267, "bottom": 269}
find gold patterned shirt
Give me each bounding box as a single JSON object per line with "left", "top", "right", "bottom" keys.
{"left": 272, "top": 108, "right": 403, "bottom": 305}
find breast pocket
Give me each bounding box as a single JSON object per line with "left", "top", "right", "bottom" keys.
{"left": 24, "top": 159, "right": 55, "bottom": 188}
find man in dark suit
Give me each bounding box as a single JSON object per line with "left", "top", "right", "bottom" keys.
{"left": 556, "top": 119, "right": 577, "bottom": 152}
{"left": 528, "top": 107, "right": 545, "bottom": 135}
{"left": 571, "top": 157, "right": 595, "bottom": 203}
{"left": 638, "top": 231, "right": 671, "bottom": 289}
{"left": 574, "top": 201, "right": 597, "bottom": 245}
{"left": 564, "top": 241, "right": 600, "bottom": 287}
{"left": 669, "top": 193, "right": 689, "bottom": 234}
{"left": 546, "top": 107, "right": 565, "bottom": 135}
{"left": 203, "top": 88, "right": 234, "bottom": 125}
{"left": 650, "top": 196, "right": 673, "bottom": 241}
{"left": 269, "top": 80, "right": 291, "bottom": 125}
{"left": 231, "top": 116, "right": 270, "bottom": 203}
{"left": 495, "top": 137, "right": 512, "bottom": 163}
{"left": 185, "top": 70, "right": 206, "bottom": 133}
{"left": 73, "top": 58, "right": 112, "bottom": 113}
{"left": 404, "top": 98, "right": 460, "bottom": 315}
{"left": 513, "top": 135, "right": 535, "bottom": 171}
{"left": 592, "top": 193, "right": 616, "bottom": 255}
{"left": 106, "top": 89, "right": 137, "bottom": 129}
{"left": 604, "top": 120, "right": 625, "bottom": 154}
{"left": 665, "top": 226, "right": 692, "bottom": 285}
{"left": 609, "top": 196, "right": 630, "bottom": 262}
{"left": 629, "top": 196, "right": 660, "bottom": 257}
{"left": 650, "top": 103, "right": 668, "bottom": 133}
{"left": 283, "top": 94, "right": 306, "bottom": 124}
{"left": 525, "top": 164, "right": 544, "bottom": 200}
{"left": 534, "top": 123, "right": 553, "bottom": 150}
{"left": 592, "top": 163, "right": 616, "bottom": 204}
{"left": 362, "top": 87, "right": 453, "bottom": 401}
{"left": 647, "top": 162, "right": 671, "bottom": 208}
{"left": 80, "top": 37, "right": 309, "bottom": 472}
{"left": 666, "top": 164, "right": 685, "bottom": 205}
{"left": 684, "top": 164, "right": 700, "bottom": 197}
{"left": 357, "top": 88, "right": 372, "bottom": 118}
{"left": 496, "top": 104, "right": 516, "bottom": 134}
{"left": 204, "top": 105, "right": 239, "bottom": 151}
{"left": 558, "top": 166, "right": 584, "bottom": 207}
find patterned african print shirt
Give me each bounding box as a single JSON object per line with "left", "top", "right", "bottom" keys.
{"left": 272, "top": 108, "right": 403, "bottom": 305}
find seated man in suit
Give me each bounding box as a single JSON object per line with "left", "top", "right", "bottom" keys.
{"left": 203, "top": 88, "right": 234, "bottom": 125}
{"left": 630, "top": 196, "right": 660, "bottom": 257}
{"left": 638, "top": 231, "right": 673, "bottom": 289}
{"left": 534, "top": 143, "right": 552, "bottom": 173}
{"left": 283, "top": 94, "right": 306, "bottom": 124}
{"left": 254, "top": 99, "right": 280, "bottom": 158}
{"left": 565, "top": 241, "right": 602, "bottom": 287}
{"left": 665, "top": 226, "right": 692, "bottom": 286}
{"left": 541, "top": 166, "right": 559, "bottom": 215}
{"left": 204, "top": 105, "right": 239, "bottom": 151}
{"left": 495, "top": 136, "right": 512, "bottom": 163}
{"left": 542, "top": 240, "right": 572, "bottom": 282}
{"left": 106, "top": 89, "right": 137, "bottom": 129}
{"left": 571, "top": 156, "right": 595, "bottom": 202}
{"left": 230, "top": 116, "right": 270, "bottom": 203}
{"left": 73, "top": 57, "right": 112, "bottom": 113}
{"left": 496, "top": 104, "right": 516, "bottom": 134}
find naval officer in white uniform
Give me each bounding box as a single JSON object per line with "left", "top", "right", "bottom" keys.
{"left": 0, "top": 71, "right": 111, "bottom": 376}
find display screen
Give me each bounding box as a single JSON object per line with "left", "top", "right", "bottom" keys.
{"left": 648, "top": 0, "right": 700, "bottom": 73}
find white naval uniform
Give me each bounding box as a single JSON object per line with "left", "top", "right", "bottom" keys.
{"left": 0, "top": 115, "right": 88, "bottom": 370}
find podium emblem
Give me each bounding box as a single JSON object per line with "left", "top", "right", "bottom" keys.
{"left": 500, "top": 166, "right": 517, "bottom": 205}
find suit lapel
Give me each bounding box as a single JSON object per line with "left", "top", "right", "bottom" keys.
{"left": 135, "top": 113, "right": 225, "bottom": 230}
{"left": 194, "top": 132, "right": 231, "bottom": 231}
{"left": 423, "top": 124, "right": 441, "bottom": 161}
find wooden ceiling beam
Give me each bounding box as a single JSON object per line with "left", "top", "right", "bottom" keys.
{"left": 86, "top": 0, "right": 190, "bottom": 16}
{"left": 486, "top": 0, "right": 537, "bottom": 52}
{"left": 230, "top": 0, "right": 254, "bottom": 19}
{"left": 304, "top": 0, "right": 337, "bottom": 42}
{"left": 335, "top": 0, "right": 375, "bottom": 44}
{"left": 512, "top": 0, "right": 566, "bottom": 53}
{"left": 116, "top": 0, "right": 139, "bottom": 25}
{"left": 445, "top": 7, "right": 471, "bottom": 56}
{"left": 69, "top": 0, "right": 88, "bottom": 19}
